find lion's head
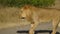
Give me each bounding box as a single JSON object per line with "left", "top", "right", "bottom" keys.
{"left": 20, "top": 5, "right": 33, "bottom": 21}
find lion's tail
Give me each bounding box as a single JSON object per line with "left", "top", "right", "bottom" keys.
{"left": 58, "top": 23, "right": 60, "bottom": 27}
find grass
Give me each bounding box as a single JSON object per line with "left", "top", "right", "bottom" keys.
{"left": 0, "top": 7, "right": 20, "bottom": 23}
{"left": 0, "top": 7, "right": 21, "bottom": 29}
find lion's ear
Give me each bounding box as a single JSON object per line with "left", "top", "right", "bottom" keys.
{"left": 24, "top": 5, "right": 31, "bottom": 9}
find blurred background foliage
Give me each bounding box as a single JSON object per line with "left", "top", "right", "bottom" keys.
{"left": 0, "top": 0, "right": 55, "bottom": 7}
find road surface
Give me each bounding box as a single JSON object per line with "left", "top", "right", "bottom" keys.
{"left": 0, "top": 23, "right": 60, "bottom": 34}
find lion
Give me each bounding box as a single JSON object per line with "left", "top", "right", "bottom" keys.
{"left": 20, "top": 5, "right": 60, "bottom": 34}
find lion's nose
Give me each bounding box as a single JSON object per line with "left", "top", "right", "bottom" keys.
{"left": 21, "top": 17, "right": 25, "bottom": 19}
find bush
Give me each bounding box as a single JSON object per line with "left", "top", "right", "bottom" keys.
{"left": 31, "top": 0, "right": 55, "bottom": 7}
{"left": 0, "top": 0, "right": 55, "bottom": 7}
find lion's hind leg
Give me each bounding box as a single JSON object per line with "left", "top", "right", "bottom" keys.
{"left": 52, "top": 18, "right": 59, "bottom": 34}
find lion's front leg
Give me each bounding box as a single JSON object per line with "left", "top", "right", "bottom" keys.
{"left": 29, "top": 24, "right": 35, "bottom": 34}
{"left": 29, "top": 22, "right": 39, "bottom": 34}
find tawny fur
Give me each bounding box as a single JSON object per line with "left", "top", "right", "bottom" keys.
{"left": 20, "top": 5, "right": 60, "bottom": 34}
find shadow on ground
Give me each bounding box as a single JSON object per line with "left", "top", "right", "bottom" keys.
{"left": 17, "top": 30, "right": 60, "bottom": 34}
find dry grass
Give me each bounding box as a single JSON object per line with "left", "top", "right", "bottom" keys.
{"left": 0, "top": 7, "right": 21, "bottom": 29}
{"left": 0, "top": 7, "right": 20, "bottom": 23}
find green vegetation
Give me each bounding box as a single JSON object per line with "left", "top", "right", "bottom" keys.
{"left": 0, "top": 0, "right": 55, "bottom": 7}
